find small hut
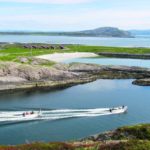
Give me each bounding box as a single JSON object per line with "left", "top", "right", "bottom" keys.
{"left": 31, "top": 45, "right": 38, "bottom": 49}
{"left": 59, "top": 45, "right": 64, "bottom": 50}
{"left": 50, "top": 46, "right": 55, "bottom": 49}
{"left": 23, "top": 45, "right": 32, "bottom": 49}
{"left": 23, "top": 45, "right": 28, "bottom": 48}
{"left": 40, "top": 45, "right": 47, "bottom": 49}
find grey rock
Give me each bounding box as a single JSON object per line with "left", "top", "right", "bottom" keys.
{"left": 132, "top": 78, "right": 150, "bottom": 86}
{"left": 19, "top": 57, "right": 29, "bottom": 63}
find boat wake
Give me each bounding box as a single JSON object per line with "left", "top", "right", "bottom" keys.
{"left": 0, "top": 106, "right": 127, "bottom": 124}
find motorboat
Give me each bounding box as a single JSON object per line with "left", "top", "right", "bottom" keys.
{"left": 0, "top": 111, "right": 42, "bottom": 123}
{"left": 109, "top": 106, "right": 128, "bottom": 114}
{"left": 21, "top": 111, "right": 41, "bottom": 119}
{"left": 0, "top": 106, "right": 128, "bottom": 124}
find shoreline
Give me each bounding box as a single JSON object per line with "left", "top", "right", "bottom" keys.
{"left": 36, "top": 52, "right": 98, "bottom": 62}
{"left": 0, "top": 123, "right": 150, "bottom": 149}
{"left": 98, "top": 52, "right": 150, "bottom": 59}
{"left": 0, "top": 62, "right": 150, "bottom": 93}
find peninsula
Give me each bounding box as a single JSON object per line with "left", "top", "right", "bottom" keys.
{"left": 0, "top": 27, "right": 134, "bottom": 38}
{"left": 0, "top": 43, "right": 150, "bottom": 93}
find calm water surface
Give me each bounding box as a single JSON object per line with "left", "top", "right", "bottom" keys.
{"left": 65, "top": 57, "right": 150, "bottom": 68}
{"left": 1, "top": 35, "right": 150, "bottom": 47}
{"left": 1, "top": 35, "right": 150, "bottom": 145}
{"left": 0, "top": 79, "right": 150, "bottom": 145}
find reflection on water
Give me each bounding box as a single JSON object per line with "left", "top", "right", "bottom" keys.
{"left": 85, "top": 79, "right": 132, "bottom": 91}
{"left": 0, "top": 79, "right": 150, "bottom": 145}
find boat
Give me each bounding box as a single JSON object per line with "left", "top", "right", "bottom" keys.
{"left": 0, "top": 106, "right": 128, "bottom": 124}
{"left": 108, "top": 106, "right": 128, "bottom": 114}
{"left": 0, "top": 111, "right": 42, "bottom": 123}
{"left": 21, "top": 111, "right": 41, "bottom": 119}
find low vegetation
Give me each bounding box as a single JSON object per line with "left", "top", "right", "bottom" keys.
{"left": 1, "top": 43, "right": 150, "bottom": 62}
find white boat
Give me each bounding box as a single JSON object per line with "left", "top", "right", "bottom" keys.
{"left": 109, "top": 106, "right": 128, "bottom": 114}
{"left": 0, "top": 111, "right": 42, "bottom": 123}
{"left": 0, "top": 106, "right": 128, "bottom": 123}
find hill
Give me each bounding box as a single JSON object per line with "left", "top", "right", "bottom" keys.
{"left": 77, "top": 27, "right": 133, "bottom": 38}
{"left": 0, "top": 27, "right": 134, "bottom": 38}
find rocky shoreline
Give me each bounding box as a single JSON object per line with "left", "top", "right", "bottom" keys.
{"left": 132, "top": 78, "right": 150, "bottom": 86}
{"left": 98, "top": 52, "right": 150, "bottom": 59}
{"left": 1, "top": 58, "right": 150, "bottom": 93}
{"left": 1, "top": 124, "right": 150, "bottom": 149}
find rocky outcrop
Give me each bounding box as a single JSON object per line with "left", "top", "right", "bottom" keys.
{"left": 0, "top": 76, "right": 27, "bottom": 83}
{"left": 98, "top": 52, "right": 150, "bottom": 59}
{"left": 17, "top": 56, "right": 55, "bottom": 65}
{"left": 1, "top": 61, "right": 150, "bottom": 92}
{"left": 132, "top": 78, "right": 150, "bottom": 86}
{"left": 68, "top": 63, "right": 150, "bottom": 79}
{"left": 0, "top": 62, "right": 77, "bottom": 81}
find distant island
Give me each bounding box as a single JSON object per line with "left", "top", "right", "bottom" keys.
{"left": 0, "top": 27, "right": 134, "bottom": 38}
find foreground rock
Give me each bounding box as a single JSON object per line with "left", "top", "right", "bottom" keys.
{"left": 1, "top": 60, "right": 150, "bottom": 92}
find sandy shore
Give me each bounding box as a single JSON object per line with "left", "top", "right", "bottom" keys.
{"left": 37, "top": 52, "right": 98, "bottom": 62}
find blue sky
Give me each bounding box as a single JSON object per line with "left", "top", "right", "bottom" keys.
{"left": 0, "top": 0, "right": 150, "bottom": 31}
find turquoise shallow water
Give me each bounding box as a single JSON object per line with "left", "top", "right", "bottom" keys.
{"left": 65, "top": 57, "right": 150, "bottom": 68}
{"left": 0, "top": 79, "right": 150, "bottom": 145}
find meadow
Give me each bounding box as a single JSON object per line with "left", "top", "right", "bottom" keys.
{"left": 1, "top": 44, "right": 150, "bottom": 62}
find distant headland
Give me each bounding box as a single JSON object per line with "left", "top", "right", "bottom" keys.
{"left": 0, "top": 27, "right": 134, "bottom": 38}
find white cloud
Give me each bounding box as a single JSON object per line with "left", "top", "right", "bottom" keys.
{"left": 0, "top": 0, "right": 93, "bottom": 4}
{"left": 0, "top": 9, "right": 150, "bottom": 30}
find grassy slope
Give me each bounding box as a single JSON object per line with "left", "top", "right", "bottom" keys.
{"left": 68, "top": 45, "right": 150, "bottom": 54}
{"left": 1, "top": 44, "right": 150, "bottom": 61}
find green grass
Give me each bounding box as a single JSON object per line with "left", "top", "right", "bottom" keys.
{"left": 1, "top": 44, "right": 150, "bottom": 62}
{"left": 68, "top": 45, "right": 150, "bottom": 54}
{"left": 0, "top": 44, "right": 63, "bottom": 61}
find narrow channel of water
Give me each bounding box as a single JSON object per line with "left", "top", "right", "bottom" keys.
{"left": 0, "top": 79, "right": 150, "bottom": 145}
{"left": 1, "top": 36, "right": 150, "bottom": 144}
{"left": 65, "top": 57, "right": 150, "bottom": 68}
